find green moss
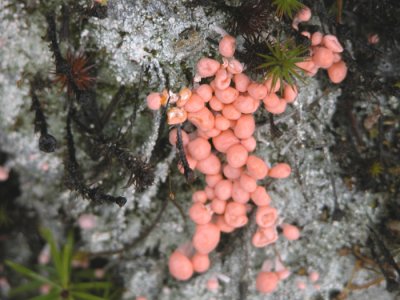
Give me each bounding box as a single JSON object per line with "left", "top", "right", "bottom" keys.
{"left": 272, "top": 0, "right": 304, "bottom": 18}
{"left": 256, "top": 39, "right": 307, "bottom": 91}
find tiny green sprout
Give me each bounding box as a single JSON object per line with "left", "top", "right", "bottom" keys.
{"left": 369, "top": 161, "right": 383, "bottom": 178}
{"left": 6, "top": 228, "right": 120, "bottom": 300}
{"left": 272, "top": 0, "right": 304, "bottom": 18}
{"left": 94, "top": 0, "right": 108, "bottom": 6}
{"left": 256, "top": 39, "right": 308, "bottom": 92}
{"left": 0, "top": 206, "right": 11, "bottom": 226}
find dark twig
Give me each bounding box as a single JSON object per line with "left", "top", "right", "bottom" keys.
{"left": 269, "top": 113, "right": 283, "bottom": 138}
{"left": 30, "top": 84, "right": 58, "bottom": 153}
{"left": 368, "top": 227, "right": 400, "bottom": 292}
{"left": 100, "top": 86, "right": 126, "bottom": 129}
{"left": 64, "top": 110, "right": 127, "bottom": 207}
{"left": 47, "top": 12, "right": 154, "bottom": 192}
{"left": 176, "top": 125, "right": 194, "bottom": 183}
{"left": 46, "top": 14, "right": 65, "bottom": 71}
{"left": 105, "top": 141, "right": 154, "bottom": 191}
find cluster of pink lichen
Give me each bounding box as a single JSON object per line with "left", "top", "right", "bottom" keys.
{"left": 147, "top": 34, "right": 304, "bottom": 293}
{"left": 293, "top": 7, "right": 348, "bottom": 84}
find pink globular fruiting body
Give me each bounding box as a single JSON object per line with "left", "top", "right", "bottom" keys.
{"left": 78, "top": 214, "right": 97, "bottom": 230}
{"left": 292, "top": 7, "right": 312, "bottom": 31}
{"left": 290, "top": 6, "right": 348, "bottom": 83}
{"left": 309, "top": 271, "right": 320, "bottom": 283}
{"left": 168, "top": 250, "right": 194, "bottom": 281}
{"left": 146, "top": 34, "right": 301, "bottom": 292}
{"left": 0, "top": 166, "right": 9, "bottom": 182}
{"left": 281, "top": 223, "right": 301, "bottom": 241}
{"left": 256, "top": 271, "right": 280, "bottom": 293}
{"left": 206, "top": 277, "right": 219, "bottom": 291}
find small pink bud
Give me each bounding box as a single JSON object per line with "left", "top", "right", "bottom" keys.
{"left": 215, "top": 114, "right": 231, "bottom": 131}
{"left": 184, "top": 94, "right": 205, "bottom": 113}
{"left": 38, "top": 245, "right": 50, "bottom": 265}
{"left": 263, "top": 93, "right": 280, "bottom": 109}
{"left": 234, "top": 114, "right": 255, "bottom": 139}
{"left": 309, "top": 271, "right": 320, "bottom": 282}
{"left": 264, "top": 77, "right": 281, "bottom": 93}
{"left": 241, "top": 136, "right": 257, "bottom": 152}
{"left": 296, "top": 6, "right": 312, "bottom": 22}
{"left": 211, "top": 198, "right": 227, "bottom": 214}
{"left": 169, "top": 250, "right": 194, "bottom": 281}
{"left": 192, "top": 190, "right": 208, "bottom": 203}
{"left": 226, "top": 144, "right": 248, "bottom": 168}
{"left": 215, "top": 215, "right": 235, "bottom": 233}
{"left": 247, "top": 83, "right": 268, "bottom": 100}
{"left": 189, "top": 202, "right": 213, "bottom": 225}
{"left": 0, "top": 167, "right": 9, "bottom": 182}
{"left": 219, "top": 35, "right": 236, "bottom": 58}
{"left": 195, "top": 84, "right": 213, "bottom": 102}
{"left": 265, "top": 99, "right": 287, "bottom": 115}
{"left": 215, "top": 87, "right": 239, "bottom": 104}
{"left": 281, "top": 223, "right": 301, "bottom": 240}
{"left": 78, "top": 214, "right": 97, "bottom": 230}
{"left": 196, "top": 153, "right": 221, "bottom": 175}
{"left": 368, "top": 33, "right": 379, "bottom": 44}
{"left": 256, "top": 206, "right": 278, "bottom": 228}
{"left": 192, "top": 223, "right": 221, "bottom": 254}
{"left": 312, "top": 46, "right": 334, "bottom": 69}
{"left": 188, "top": 107, "right": 215, "bottom": 132}
{"left": 40, "top": 284, "right": 51, "bottom": 295}
{"left": 0, "top": 277, "right": 10, "bottom": 293}
{"left": 207, "top": 277, "right": 219, "bottom": 291}
{"left": 224, "top": 202, "right": 248, "bottom": 228}
{"left": 239, "top": 173, "right": 257, "bottom": 193}
{"left": 296, "top": 59, "right": 318, "bottom": 76}
{"left": 214, "top": 68, "right": 231, "bottom": 90}
{"left": 227, "top": 59, "right": 243, "bottom": 74}
{"left": 327, "top": 60, "right": 348, "bottom": 84}
{"left": 283, "top": 84, "right": 298, "bottom": 103}
{"left": 322, "top": 35, "right": 344, "bottom": 53}
{"left": 301, "top": 31, "right": 311, "bottom": 39}
{"left": 214, "top": 179, "right": 233, "bottom": 201}
{"left": 233, "top": 73, "right": 251, "bottom": 92}
{"left": 311, "top": 32, "right": 323, "bottom": 46}
{"left": 297, "top": 280, "right": 307, "bottom": 290}
{"left": 41, "top": 162, "right": 49, "bottom": 172}
{"left": 146, "top": 92, "right": 162, "bottom": 110}
{"left": 292, "top": 7, "right": 312, "bottom": 30}
{"left": 197, "top": 58, "right": 221, "bottom": 78}
{"left": 191, "top": 252, "right": 210, "bottom": 273}
{"left": 168, "top": 128, "right": 189, "bottom": 146}
{"left": 250, "top": 186, "right": 271, "bottom": 207}
{"left": 167, "top": 107, "right": 188, "bottom": 125}
{"left": 205, "top": 174, "right": 223, "bottom": 188}
{"left": 268, "top": 163, "right": 291, "bottom": 179}
{"left": 187, "top": 137, "right": 211, "bottom": 161}
{"left": 94, "top": 268, "right": 106, "bottom": 279}
{"left": 256, "top": 271, "right": 280, "bottom": 293}
{"left": 277, "top": 269, "right": 291, "bottom": 280}
{"left": 252, "top": 226, "right": 278, "bottom": 247}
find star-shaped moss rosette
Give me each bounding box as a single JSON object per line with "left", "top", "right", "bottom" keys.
{"left": 272, "top": 0, "right": 304, "bottom": 18}
{"left": 6, "top": 228, "right": 119, "bottom": 300}
{"left": 256, "top": 39, "right": 308, "bottom": 92}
